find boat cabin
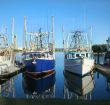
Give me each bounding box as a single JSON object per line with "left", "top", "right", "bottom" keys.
{"left": 65, "top": 52, "right": 93, "bottom": 59}
{"left": 22, "top": 51, "right": 53, "bottom": 60}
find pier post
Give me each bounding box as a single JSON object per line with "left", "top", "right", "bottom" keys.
{"left": 97, "top": 52, "right": 100, "bottom": 64}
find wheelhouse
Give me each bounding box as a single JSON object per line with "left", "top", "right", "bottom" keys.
{"left": 22, "top": 51, "right": 53, "bottom": 61}
{"left": 65, "top": 52, "right": 93, "bottom": 59}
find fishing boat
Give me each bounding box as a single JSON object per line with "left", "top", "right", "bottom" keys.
{"left": 63, "top": 70, "right": 94, "bottom": 100}
{"left": 0, "top": 18, "right": 17, "bottom": 75}
{"left": 0, "top": 34, "right": 13, "bottom": 75}
{"left": 104, "top": 37, "right": 110, "bottom": 66}
{"left": 63, "top": 29, "right": 94, "bottom": 76}
{"left": 22, "top": 16, "right": 55, "bottom": 75}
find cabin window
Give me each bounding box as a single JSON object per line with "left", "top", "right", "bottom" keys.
{"left": 65, "top": 54, "right": 67, "bottom": 59}
{"left": 81, "top": 54, "right": 85, "bottom": 57}
{"left": 33, "top": 54, "right": 37, "bottom": 58}
{"left": 66, "top": 54, "right": 68, "bottom": 59}
{"left": 68, "top": 54, "right": 69, "bottom": 58}
{"left": 49, "top": 51, "right": 53, "bottom": 55}
{"left": 69, "top": 54, "right": 71, "bottom": 58}
{"left": 72, "top": 54, "right": 75, "bottom": 58}
{"left": 29, "top": 54, "right": 33, "bottom": 58}
{"left": 86, "top": 53, "right": 88, "bottom": 57}
{"left": 76, "top": 54, "right": 80, "bottom": 57}
{"left": 41, "top": 53, "right": 45, "bottom": 57}
{"left": 69, "top": 54, "right": 72, "bottom": 58}
{"left": 47, "top": 53, "right": 49, "bottom": 58}
{"left": 37, "top": 54, "right": 41, "bottom": 58}
{"left": 26, "top": 55, "right": 30, "bottom": 60}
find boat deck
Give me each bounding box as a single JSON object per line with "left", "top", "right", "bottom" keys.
{"left": 0, "top": 65, "right": 23, "bottom": 79}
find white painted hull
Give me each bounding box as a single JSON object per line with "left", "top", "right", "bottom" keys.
{"left": 64, "top": 58, "right": 94, "bottom": 76}
{"left": 0, "top": 61, "right": 12, "bottom": 74}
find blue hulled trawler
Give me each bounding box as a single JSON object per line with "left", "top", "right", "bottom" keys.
{"left": 22, "top": 17, "right": 55, "bottom": 76}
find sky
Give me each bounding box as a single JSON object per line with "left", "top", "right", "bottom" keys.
{"left": 0, "top": 0, "right": 110, "bottom": 48}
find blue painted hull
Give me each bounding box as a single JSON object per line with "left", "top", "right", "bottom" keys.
{"left": 24, "top": 59, "right": 55, "bottom": 73}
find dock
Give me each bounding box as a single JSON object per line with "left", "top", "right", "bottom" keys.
{"left": 95, "top": 64, "right": 110, "bottom": 79}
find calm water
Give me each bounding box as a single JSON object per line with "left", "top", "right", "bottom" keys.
{"left": 0, "top": 52, "right": 110, "bottom": 100}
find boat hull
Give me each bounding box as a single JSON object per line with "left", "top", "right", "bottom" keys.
{"left": 24, "top": 70, "right": 55, "bottom": 79}
{"left": 64, "top": 58, "right": 94, "bottom": 76}
{"left": 0, "top": 58, "right": 13, "bottom": 75}
{"left": 24, "top": 59, "right": 55, "bottom": 73}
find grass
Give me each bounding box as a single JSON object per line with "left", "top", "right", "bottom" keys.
{"left": 0, "top": 98, "right": 110, "bottom": 105}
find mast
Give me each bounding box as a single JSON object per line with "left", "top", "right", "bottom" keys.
{"left": 90, "top": 26, "right": 92, "bottom": 52}
{"left": 108, "top": 25, "right": 110, "bottom": 52}
{"left": 39, "top": 28, "right": 42, "bottom": 49}
{"left": 11, "top": 17, "right": 15, "bottom": 64}
{"left": 12, "top": 17, "right": 14, "bottom": 45}
{"left": 85, "top": 33, "right": 88, "bottom": 51}
{"left": 47, "top": 17, "right": 49, "bottom": 48}
{"left": 23, "top": 16, "right": 27, "bottom": 51}
{"left": 62, "top": 25, "right": 65, "bottom": 51}
{"left": 52, "top": 16, "right": 55, "bottom": 59}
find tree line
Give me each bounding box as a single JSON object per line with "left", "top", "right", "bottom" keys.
{"left": 55, "top": 44, "right": 107, "bottom": 53}
{"left": 92, "top": 44, "right": 107, "bottom": 53}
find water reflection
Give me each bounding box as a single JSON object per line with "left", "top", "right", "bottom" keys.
{"left": 0, "top": 78, "right": 15, "bottom": 97}
{"left": 22, "top": 72, "right": 56, "bottom": 99}
{"left": 106, "top": 78, "right": 110, "bottom": 92}
{"left": 63, "top": 70, "right": 95, "bottom": 100}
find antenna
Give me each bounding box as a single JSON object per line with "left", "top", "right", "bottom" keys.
{"left": 62, "top": 25, "right": 65, "bottom": 51}
{"left": 90, "top": 26, "right": 92, "bottom": 52}
{"left": 12, "top": 17, "right": 14, "bottom": 45}
{"left": 52, "top": 16, "right": 55, "bottom": 59}
{"left": 24, "top": 16, "right": 27, "bottom": 35}
{"left": 85, "top": 32, "right": 88, "bottom": 47}
{"left": 23, "top": 16, "right": 27, "bottom": 50}
{"left": 47, "top": 16, "right": 49, "bottom": 47}
{"left": 107, "top": 25, "right": 110, "bottom": 51}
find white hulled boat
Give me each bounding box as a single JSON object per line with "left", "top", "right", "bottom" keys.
{"left": 0, "top": 34, "right": 13, "bottom": 74}
{"left": 64, "top": 30, "right": 94, "bottom": 76}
